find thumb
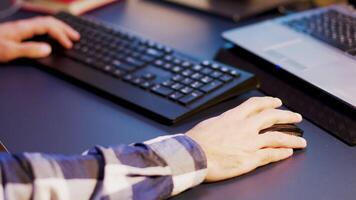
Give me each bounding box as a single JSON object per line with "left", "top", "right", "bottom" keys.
{"left": 14, "top": 42, "right": 52, "bottom": 59}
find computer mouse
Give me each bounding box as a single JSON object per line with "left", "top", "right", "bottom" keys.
{"left": 259, "top": 123, "right": 304, "bottom": 137}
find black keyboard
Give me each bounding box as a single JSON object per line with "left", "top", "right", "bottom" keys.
{"left": 283, "top": 9, "right": 356, "bottom": 56}
{"left": 36, "top": 12, "right": 258, "bottom": 124}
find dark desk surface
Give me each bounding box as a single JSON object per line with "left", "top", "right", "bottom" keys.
{"left": 1, "top": 1, "right": 356, "bottom": 200}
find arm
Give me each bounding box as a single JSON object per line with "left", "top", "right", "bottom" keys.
{"left": 0, "top": 97, "right": 306, "bottom": 200}
{"left": 0, "top": 134, "right": 206, "bottom": 200}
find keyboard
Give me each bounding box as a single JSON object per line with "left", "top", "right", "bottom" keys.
{"left": 283, "top": 9, "right": 356, "bottom": 56}
{"left": 35, "top": 12, "right": 258, "bottom": 124}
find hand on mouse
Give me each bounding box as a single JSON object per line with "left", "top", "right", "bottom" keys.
{"left": 186, "top": 96, "right": 307, "bottom": 182}
{"left": 0, "top": 16, "right": 80, "bottom": 63}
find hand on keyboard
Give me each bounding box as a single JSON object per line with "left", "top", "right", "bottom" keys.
{"left": 186, "top": 97, "right": 307, "bottom": 182}
{"left": 0, "top": 16, "right": 80, "bottom": 63}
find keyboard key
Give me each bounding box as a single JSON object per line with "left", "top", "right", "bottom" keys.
{"left": 172, "top": 75, "right": 183, "bottom": 82}
{"left": 201, "top": 76, "right": 213, "bottom": 84}
{"left": 181, "top": 61, "right": 192, "bottom": 68}
{"left": 169, "top": 92, "right": 184, "bottom": 100}
{"left": 172, "top": 66, "right": 183, "bottom": 73}
{"left": 171, "top": 83, "right": 184, "bottom": 90}
{"left": 179, "top": 91, "right": 203, "bottom": 105}
{"left": 123, "top": 74, "right": 134, "bottom": 82}
{"left": 113, "top": 69, "right": 124, "bottom": 77}
{"left": 173, "top": 58, "right": 183, "bottom": 65}
{"left": 125, "top": 57, "right": 144, "bottom": 67}
{"left": 142, "top": 73, "right": 156, "bottom": 80}
{"left": 132, "top": 77, "right": 144, "bottom": 85}
{"left": 146, "top": 48, "right": 164, "bottom": 57}
{"left": 211, "top": 63, "right": 220, "bottom": 70}
{"left": 162, "top": 80, "right": 174, "bottom": 87}
{"left": 191, "top": 73, "right": 203, "bottom": 80}
{"left": 201, "top": 80, "right": 223, "bottom": 93}
{"left": 152, "top": 85, "right": 173, "bottom": 96}
{"left": 112, "top": 59, "right": 122, "bottom": 68}
{"left": 220, "top": 74, "right": 233, "bottom": 82}
{"left": 163, "top": 47, "right": 173, "bottom": 54}
{"left": 220, "top": 67, "right": 229, "bottom": 73}
{"left": 117, "top": 63, "right": 136, "bottom": 72}
{"left": 181, "top": 69, "right": 194, "bottom": 77}
{"left": 140, "top": 81, "right": 153, "bottom": 89}
{"left": 180, "top": 86, "right": 193, "bottom": 94}
{"left": 154, "top": 60, "right": 164, "bottom": 67}
{"left": 163, "top": 63, "right": 173, "bottom": 70}
{"left": 192, "top": 65, "right": 203, "bottom": 71}
{"left": 202, "top": 68, "right": 212, "bottom": 75}
{"left": 93, "top": 61, "right": 106, "bottom": 69}
{"left": 202, "top": 60, "right": 211, "bottom": 66}
{"left": 211, "top": 70, "right": 222, "bottom": 78}
{"left": 140, "top": 55, "right": 155, "bottom": 63}
{"left": 230, "top": 70, "right": 241, "bottom": 77}
{"left": 103, "top": 65, "right": 113, "bottom": 72}
{"left": 164, "top": 55, "right": 173, "bottom": 62}
{"left": 181, "top": 78, "right": 193, "bottom": 85}
{"left": 191, "top": 81, "right": 203, "bottom": 89}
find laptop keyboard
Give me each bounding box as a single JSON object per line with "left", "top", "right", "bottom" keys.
{"left": 283, "top": 9, "right": 356, "bottom": 56}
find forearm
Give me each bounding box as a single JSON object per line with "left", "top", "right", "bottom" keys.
{"left": 0, "top": 134, "right": 207, "bottom": 200}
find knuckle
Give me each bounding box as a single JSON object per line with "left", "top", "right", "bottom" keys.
{"left": 261, "top": 152, "right": 273, "bottom": 163}
{"left": 11, "top": 21, "right": 23, "bottom": 29}
{"left": 44, "top": 16, "right": 54, "bottom": 21}
{"left": 247, "top": 97, "right": 259, "bottom": 104}
{"left": 272, "top": 134, "right": 285, "bottom": 144}
{"left": 33, "top": 16, "right": 46, "bottom": 22}
{"left": 261, "top": 108, "right": 275, "bottom": 116}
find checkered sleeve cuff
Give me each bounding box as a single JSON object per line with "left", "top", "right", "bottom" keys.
{"left": 144, "top": 134, "right": 208, "bottom": 196}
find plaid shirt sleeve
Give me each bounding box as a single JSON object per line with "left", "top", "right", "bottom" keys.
{"left": 0, "top": 134, "right": 207, "bottom": 200}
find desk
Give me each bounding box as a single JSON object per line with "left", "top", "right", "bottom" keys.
{"left": 1, "top": 1, "right": 355, "bottom": 199}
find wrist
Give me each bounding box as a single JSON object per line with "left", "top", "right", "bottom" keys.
{"left": 144, "top": 134, "right": 208, "bottom": 195}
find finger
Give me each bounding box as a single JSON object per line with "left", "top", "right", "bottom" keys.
{"left": 10, "top": 41, "right": 52, "bottom": 60}
{"left": 54, "top": 18, "right": 80, "bottom": 41}
{"left": 256, "top": 131, "right": 307, "bottom": 149}
{"left": 13, "top": 17, "right": 74, "bottom": 48}
{"left": 256, "top": 148, "right": 293, "bottom": 167}
{"left": 251, "top": 109, "right": 302, "bottom": 130}
{"left": 224, "top": 97, "right": 282, "bottom": 120}
{"left": 43, "top": 18, "right": 74, "bottom": 48}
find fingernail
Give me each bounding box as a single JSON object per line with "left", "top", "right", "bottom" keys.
{"left": 66, "top": 42, "right": 73, "bottom": 49}
{"left": 287, "top": 148, "right": 294, "bottom": 155}
{"left": 40, "top": 44, "right": 52, "bottom": 54}
{"left": 300, "top": 138, "right": 307, "bottom": 147}
{"left": 74, "top": 31, "right": 81, "bottom": 40}
{"left": 296, "top": 113, "right": 303, "bottom": 120}
{"left": 274, "top": 98, "right": 282, "bottom": 105}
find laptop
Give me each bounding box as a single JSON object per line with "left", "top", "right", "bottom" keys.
{"left": 163, "top": 0, "right": 296, "bottom": 21}
{"left": 222, "top": 3, "right": 356, "bottom": 110}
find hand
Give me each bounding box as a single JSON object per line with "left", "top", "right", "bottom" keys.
{"left": 0, "top": 16, "right": 80, "bottom": 63}
{"left": 186, "top": 97, "right": 307, "bottom": 182}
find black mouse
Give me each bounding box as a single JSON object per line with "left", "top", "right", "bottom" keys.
{"left": 259, "top": 124, "right": 304, "bottom": 137}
